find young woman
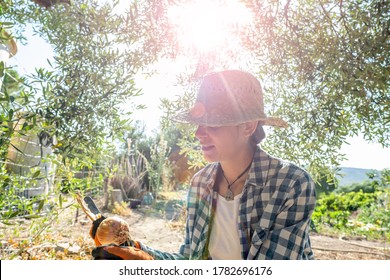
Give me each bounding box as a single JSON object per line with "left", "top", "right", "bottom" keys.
{"left": 92, "top": 70, "right": 316, "bottom": 260}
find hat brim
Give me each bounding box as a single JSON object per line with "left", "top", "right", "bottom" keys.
{"left": 172, "top": 111, "right": 288, "bottom": 128}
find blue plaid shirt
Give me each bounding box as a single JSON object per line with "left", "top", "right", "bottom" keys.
{"left": 140, "top": 146, "right": 316, "bottom": 259}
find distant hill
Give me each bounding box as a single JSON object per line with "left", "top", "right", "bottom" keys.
{"left": 337, "top": 167, "right": 381, "bottom": 186}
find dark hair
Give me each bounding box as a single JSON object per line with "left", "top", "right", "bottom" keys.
{"left": 251, "top": 122, "right": 266, "bottom": 145}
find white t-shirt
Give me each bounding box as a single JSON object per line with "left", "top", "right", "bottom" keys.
{"left": 208, "top": 193, "right": 243, "bottom": 260}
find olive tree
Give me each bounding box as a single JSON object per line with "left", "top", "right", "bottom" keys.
{"left": 0, "top": 0, "right": 174, "bottom": 220}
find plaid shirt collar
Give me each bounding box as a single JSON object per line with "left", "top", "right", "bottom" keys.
{"left": 201, "top": 146, "right": 272, "bottom": 191}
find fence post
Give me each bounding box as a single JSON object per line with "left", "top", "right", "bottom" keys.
{"left": 111, "top": 189, "right": 123, "bottom": 205}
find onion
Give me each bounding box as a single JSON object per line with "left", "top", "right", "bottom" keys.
{"left": 96, "top": 216, "right": 132, "bottom": 246}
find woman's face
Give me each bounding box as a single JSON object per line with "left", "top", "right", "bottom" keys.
{"left": 195, "top": 124, "right": 250, "bottom": 163}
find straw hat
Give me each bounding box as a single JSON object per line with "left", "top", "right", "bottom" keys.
{"left": 173, "top": 70, "right": 288, "bottom": 128}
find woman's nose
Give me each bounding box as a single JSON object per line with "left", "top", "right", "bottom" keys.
{"left": 195, "top": 126, "right": 207, "bottom": 139}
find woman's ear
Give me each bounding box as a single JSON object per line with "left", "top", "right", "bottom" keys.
{"left": 240, "top": 121, "right": 258, "bottom": 138}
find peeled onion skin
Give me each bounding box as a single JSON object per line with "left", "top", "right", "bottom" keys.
{"left": 95, "top": 217, "right": 133, "bottom": 246}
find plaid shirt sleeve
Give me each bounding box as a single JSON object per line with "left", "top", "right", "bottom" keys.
{"left": 245, "top": 152, "right": 316, "bottom": 260}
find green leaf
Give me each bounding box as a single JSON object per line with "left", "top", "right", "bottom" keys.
{"left": 37, "top": 200, "right": 45, "bottom": 213}
{"left": 0, "top": 61, "right": 4, "bottom": 78}
{"left": 6, "top": 211, "right": 19, "bottom": 219}
{"left": 0, "top": 220, "right": 16, "bottom": 226}
{"left": 32, "top": 170, "right": 41, "bottom": 178}
{"left": 9, "top": 143, "right": 24, "bottom": 155}
{"left": 59, "top": 193, "right": 63, "bottom": 208}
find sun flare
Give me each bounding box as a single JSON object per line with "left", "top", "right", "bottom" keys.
{"left": 168, "top": 0, "right": 252, "bottom": 52}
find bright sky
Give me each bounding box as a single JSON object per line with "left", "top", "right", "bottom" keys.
{"left": 6, "top": 6, "right": 389, "bottom": 171}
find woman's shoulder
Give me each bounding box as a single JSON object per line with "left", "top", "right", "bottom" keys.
{"left": 191, "top": 162, "right": 219, "bottom": 182}
{"left": 257, "top": 147, "right": 313, "bottom": 182}
{"left": 186, "top": 163, "right": 218, "bottom": 201}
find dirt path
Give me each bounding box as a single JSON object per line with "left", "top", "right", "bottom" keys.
{"left": 310, "top": 233, "right": 389, "bottom": 260}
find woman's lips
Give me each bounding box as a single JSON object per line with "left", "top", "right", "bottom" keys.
{"left": 201, "top": 145, "right": 214, "bottom": 152}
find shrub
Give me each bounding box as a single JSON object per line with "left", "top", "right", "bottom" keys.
{"left": 312, "top": 191, "right": 378, "bottom": 229}
{"left": 357, "top": 189, "right": 390, "bottom": 232}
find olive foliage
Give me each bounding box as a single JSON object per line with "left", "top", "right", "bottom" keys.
{"left": 1, "top": 0, "right": 174, "bottom": 159}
